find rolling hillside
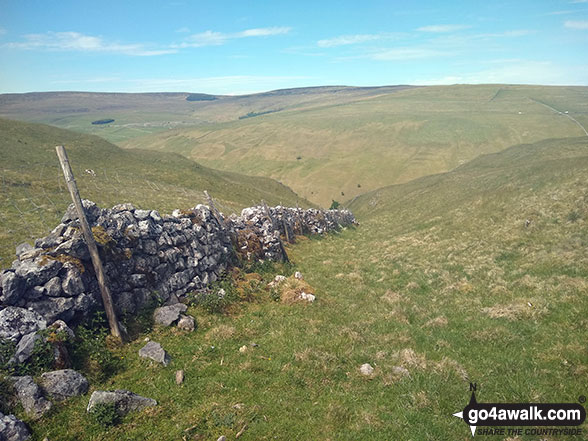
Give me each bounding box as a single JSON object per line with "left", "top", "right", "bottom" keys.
{"left": 0, "top": 118, "right": 310, "bottom": 267}
{"left": 121, "top": 85, "right": 588, "bottom": 206}
{"left": 0, "top": 86, "right": 411, "bottom": 144}
{"left": 31, "top": 136, "right": 588, "bottom": 440}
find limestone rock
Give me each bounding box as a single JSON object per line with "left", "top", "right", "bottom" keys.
{"left": 153, "top": 304, "right": 187, "bottom": 327}
{"left": 139, "top": 341, "right": 171, "bottom": 366}
{"left": 8, "top": 332, "right": 42, "bottom": 365}
{"left": 176, "top": 314, "right": 195, "bottom": 332}
{"left": 40, "top": 369, "right": 89, "bottom": 401}
{"left": 175, "top": 370, "right": 184, "bottom": 385}
{"left": 360, "top": 363, "right": 374, "bottom": 376}
{"left": 0, "top": 272, "right": 24, "bottom": 306}
{"left": 0, "top": 307, "right": 46, "bottom": 343}
{"left": 0, "top": 412, "right": 31, "bottom": 441}
{"left": 87, "top": 390, "right": 157, "bottom": 415}
{"left": 10, "top": 376, "right": 53, "bottom": 420}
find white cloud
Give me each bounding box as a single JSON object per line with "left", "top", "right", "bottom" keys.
{"left": 564, "top": 20, "right": 588, "bottom": 29}
{"left": 475, "top": 30, "right": 533, "bottom": 38}
{"left": 0, "top": 27, "right": 6, "bottom": 36}
{"left": 414, "top": 60, "right": 588, "bottom": 86}
{"left": 317, "top": 34, "right": 382, "bottom": 48}
{"left": 237, "top": 27, "right": 291, "bottom": 37}
{"left": 3, "top": 31, "right": 176, "bottom": 56}
{"left": 177, "top": 26, "right": 291, "bottom": 48}
{"left": 369, "top": 47, "right": 449, "bottom": 61}
{"left": 570, "top": 0, "right": 588, "bottom": 3}
{"left": 117, "top": 75, "right": 313, "bottom": 94}
{"left": 417, "top": 24, "right": 472, "bottom": 33}
{"left": 176, "top": 27, "right": 191, "bottom": 33}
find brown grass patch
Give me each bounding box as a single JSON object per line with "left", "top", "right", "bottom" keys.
{"left": 380, "top": 290, "right": 402, "bottom": 304}
{"left": 205, "top": 324, "right": 236, "bottom": 341}
{"left": 278, "top": 276, "right": 316, "bottom": 304}
{"left": 423, "top": 315, "right": 448, "bottom": 327}
{"left": 482, "top": 300, "right": 544, "bottom": 320}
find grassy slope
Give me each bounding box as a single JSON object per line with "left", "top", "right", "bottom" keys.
{"left": 0, "top": 118, "right": 310, "bottom": 267}
{"left": 0, "top": 86, "right": 410, "bottom": 144}
{"left": 31, "top": 137, "right": 587, "bottom": 440}
{"left": 122, "top": 84, "right": 588, "bottom": 206}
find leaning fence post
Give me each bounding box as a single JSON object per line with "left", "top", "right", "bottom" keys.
{"left": 55, "top": 146, "right": 124, "bottom": 342}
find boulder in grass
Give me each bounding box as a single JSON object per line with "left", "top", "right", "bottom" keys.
{"left": 153, "top": 303, "right": 187, "bottom": 327}
{"left": 9, "top": 376, "right": 53, "bottom": 420}
{"left": 177, "top": 314, "right": 196, "bottom": 332}
{"left": 139, "top": 341, "right": 171, "bottom": 366}
{"left": 39, "top": 369, "right": 89, "bottom": 401}
{"left": 87, "top": 390, "right": 157, "bottom": 416}
{"left": 0, "top": 412, "right": 31, "bottom": 441}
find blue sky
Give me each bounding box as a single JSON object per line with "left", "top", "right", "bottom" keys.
{"left": 1, "top": 0, "right": 587, "bottom": 94}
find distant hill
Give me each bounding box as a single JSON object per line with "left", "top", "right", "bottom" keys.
{"left": 0, "top": 86, "right": 411, "bottom": 144}
{"left": 0, "top": 118, "right": 311, "bottom": 267}
{"left": 348, "top": 136, "right": 588, "bottom": 224}
{"left": 121, "top": 84, "right": 588, "bottom": 206}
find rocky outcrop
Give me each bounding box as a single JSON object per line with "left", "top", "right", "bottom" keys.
{"left": 139, "top": 341, "right": 171, "bottom": 366}
{"left": 0, "top": 307, "right": 46, "bottom": 342}
{"left": 153, "top": 304, "right": 187, "bottom": 327}
{"left": 39, "top": 369, "right": 89, "bottom": 401}
{"left": 9, "top": 376, "right": 52, "bottom": 420}
{"left": 86, "top": 390, "right": 157, "bottom": 415}
{"left": 0, "top": 201, "right": 356, "bottom": 351}
{"left": 0, "top": 412, "right": 31, "bottom": 441}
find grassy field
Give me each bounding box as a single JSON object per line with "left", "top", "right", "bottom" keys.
{"left": 0, "top": 118, "right": 311, "bottom": 268}
{"left": 0, "top": 87, "right": 410, "bottom": 144}
{"left": 25, "top": 136, "right": 588, "bottom": 440}
{"left": 121, "top": 85, "right": 588, "bottom": 206}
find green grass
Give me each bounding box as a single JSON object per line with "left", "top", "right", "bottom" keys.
{"left": 120, "top": 84, "right": 588, "bottom": 206}
{"left": 24, "top": 136, "right": 588, "bottom": 440}
{"left": 0, "top": 118, "right": 311, "bottom": 267}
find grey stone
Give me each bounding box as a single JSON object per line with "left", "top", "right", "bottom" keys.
{"left": 24, "top": 286, "right": 44, "bottom": 301}
{"left": 15, "top": 243, "right": 33, "bottom": 258}
{"left": 139, "top": 341, "right": 171, "bottom": 366}
{"left": 115, "top": 291, "right": 136, "bottom": 315}
{"left": 142, "top": 239, "right": 158, "bottom": 255}
{"left": 43, "top": 277, "right": 62, "bottom": 297}
{"left": 40, "top": 369, "right": 88, "bottom": 401}
{"left": 18, "top": 248, "right": 43, "bottom": 261}
{"left": 129, "top": 274, "right": 147, "bottom": 288}
{"left": 112, "top": 203, "right": 136, "bottom": 212}
{"left": 360, "top": 363, "right": 374, "bottom": 376}
{"left": 87, "top": 390, "right": 157, "bottom": 415}
{"left": 177, "top": 314, "right": 196, "bottom": 332}
{"left": 0, "top": 272, "right": 24, "bottom": 305}
{"left": 0, "top": 412, "right": 31, "bottom": 441}
{"left": 14, "top": 259, "right": 61, "bottom": 288}
{"left": 9, "top": 332, "right": 42, "bottom": 365}
{"left": 61, "top": 200, "right": 100, "bottom": 224}
{"left": 0, "top": 307, "right": 46, "bottom": 342}
{"left": 52, "top": 238, "right": 89, "bottom": 261}
{"left": 34, "top": 231, "right": 64, "bottom": 249}
{"left": 49, "top": 320, "right": 75, "bottom": 340}
{"left": 153, "top": 304, "right": 187, "bottom": 327}
{"left": 10, "top": 376, "right": 53, "bottom": 420}
{"left": 73, "top": 293, "right": 96, "bottom": 316}
{"left": 61, "top": 268, "right": 84, "bottom": 296}
{"left": 134, "top": 209, "right": 151, "bottom": 220}
{"left": 28, "top": 297, "right": 75, "bottom": 324}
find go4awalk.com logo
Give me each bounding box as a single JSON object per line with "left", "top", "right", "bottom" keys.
{"left": 452, "top": 384, "right": 586, "bottom": 437}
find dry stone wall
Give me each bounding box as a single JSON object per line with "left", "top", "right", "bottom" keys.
{"left": 0, "top": 200, "right": 355, "bottom": 339}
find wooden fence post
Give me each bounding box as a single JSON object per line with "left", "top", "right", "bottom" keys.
{"left": 55, "top": 146, "right": 124, "bottom": 342}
